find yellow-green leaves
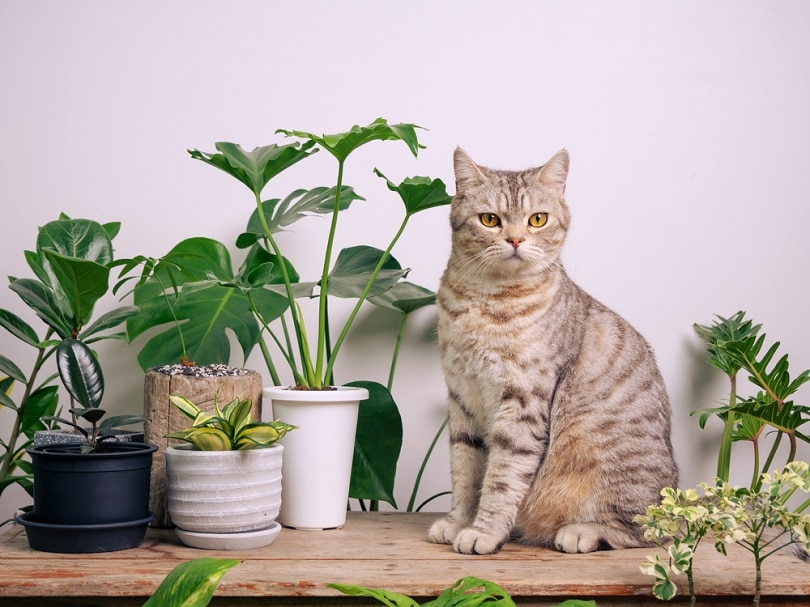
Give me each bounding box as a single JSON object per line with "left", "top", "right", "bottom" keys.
{"left": 166, "top": 394, "right": 294, "bottom": 451}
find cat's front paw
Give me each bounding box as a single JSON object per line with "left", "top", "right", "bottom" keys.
{"left": 428, "top": 517, "right": 466, "bottom": 545}
{"left": 554, "top": 524, "right": 601, "bottom": 554}
{"left": 453, "top": 527, "right": 506, "bottom": 555}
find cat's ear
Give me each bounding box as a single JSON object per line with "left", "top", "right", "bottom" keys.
{"left": 454, "top": 147, "right": 488, "bottom": 192}
{"left": 536, "top": 149, "right": 569, "bottom": 196}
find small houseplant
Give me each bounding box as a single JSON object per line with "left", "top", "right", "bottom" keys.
{"left": 164, "top": 393, "right": 294, "bottom": 549}
{"left": 120, "top": 118, "right": 452, "bottom": 526}
{"left": 16, "top": 339, "right": 157, "bottom": 553}
{"left": 0, "top": 214, "right": 139, "bottom": 521}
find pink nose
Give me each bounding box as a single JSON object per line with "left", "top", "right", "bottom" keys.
{"left": 507, "top": 237, "right": 524, "bottom": 249}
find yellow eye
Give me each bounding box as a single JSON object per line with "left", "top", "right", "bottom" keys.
{"left": 480, "top": 213, "right": 500, "bottom": 227}
{"left": 528, "top": 212, "right": 548, "bottom": 228}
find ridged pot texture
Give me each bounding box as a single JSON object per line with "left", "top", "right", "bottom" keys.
{"left": 165, "top": 444, "right": 283, "bottom": 534}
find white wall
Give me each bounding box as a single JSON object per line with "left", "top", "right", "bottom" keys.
{"left": 2, "top": 1, "right": 809, "bottom": 521}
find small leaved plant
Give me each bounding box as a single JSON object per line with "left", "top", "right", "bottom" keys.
{"left": 637, "top": 461, "right": 810, "bottom": 607}
{"left": 166, "top": 394, "right": 294, "bottom": 451}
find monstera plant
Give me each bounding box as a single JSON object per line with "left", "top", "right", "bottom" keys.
{"left": 117, "top": 118, "right": 452, "bottom": 509}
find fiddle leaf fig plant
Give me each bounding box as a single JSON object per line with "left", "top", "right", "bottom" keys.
{"left": 166, "top": 393, "right": 294, "bottom": 451}
{"left": 118, "top": 118, "right": 452, "bottom": 507}
{"left": 0, "top": 214, "right": 139, "bottom": 504}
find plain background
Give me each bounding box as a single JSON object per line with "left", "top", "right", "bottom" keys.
{"left": 2, "top": 1, "right": 809, "bottom": 522}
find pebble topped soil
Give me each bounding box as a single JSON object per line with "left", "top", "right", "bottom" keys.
{"left": 152, "top": 364, "right": 250, "bottom": 377}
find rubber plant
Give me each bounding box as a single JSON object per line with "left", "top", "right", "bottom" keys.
{"left": 0, "top": 214, "right": 138, "bottom": 512}
{"left": 119, "top": 118, "right": 452, "bottom": 508}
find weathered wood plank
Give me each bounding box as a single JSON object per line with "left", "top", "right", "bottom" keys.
{"left": 0, "top": 512, "right": 808, "bottom": 606}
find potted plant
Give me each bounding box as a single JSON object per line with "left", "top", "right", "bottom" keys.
{"left": 15, "top": 339, "right": 157, "bottom": 553}
{"left": 163, "top": 393, "right": 294, "bottom": 549}
{"left": 120, "top": 118, "right": 452, "bottom": 527}
{"left": 0, "top": 214, "right": 139, "bottom": 522}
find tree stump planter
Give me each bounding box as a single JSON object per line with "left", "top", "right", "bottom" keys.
{"left": 143, "top": 365, "right": 263, "bottom": 527}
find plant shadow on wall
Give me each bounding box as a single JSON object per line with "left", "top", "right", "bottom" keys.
{"left": 116, "top": 118, "right": 453, "bottom": 512}
{"left": 636, "top": 312, "right": 810, "bottom": 607}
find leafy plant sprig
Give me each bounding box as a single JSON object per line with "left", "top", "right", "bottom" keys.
{"left": 166, "top": 394, "right": 294, "bottom": 451}
{"left": 693, "top": 312, "right": 810, "bottom": 488}
{"left": 637, "top": 461, "right": 810, "bottom": 607}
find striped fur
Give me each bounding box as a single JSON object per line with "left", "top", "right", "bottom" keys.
{"left": 428, "top": 148, "right": 678, "bottom": 555}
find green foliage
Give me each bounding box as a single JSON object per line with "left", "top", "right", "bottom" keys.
{"left": 118, "top": 118, "right": 452, "bottom": 506}
{"left": 693, "top": 312, "right": 810, "bottom": 488}
{"left": 331, "top": 576, "right": 594, "bottom": 607}
{"left": 0, "top": 215, "right": 138, "bottom": 506}
{"left": 637, "top": 461, "right": 810, "bottom": 606}
{"left": 142, "top": 558, "right": 239, "bottom": 607}
{"left": 166, "top": 394, "right": 294, "bottom": 451}
{"left": 44, "top": 339, "right": 144, "bottom": 452}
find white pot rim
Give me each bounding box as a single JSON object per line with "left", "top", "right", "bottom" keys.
{"left": 166, "top": 443, "right": 283, "bottom": 456}
{"left": 263, "top": 385, "right": 369, "bottom": 402}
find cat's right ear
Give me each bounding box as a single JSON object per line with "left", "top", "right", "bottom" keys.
{"left": 454, "top": 147, "right": 488, "bottom": 192}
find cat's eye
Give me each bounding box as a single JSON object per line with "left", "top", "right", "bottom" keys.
{"left": 528, "top": 212, "right": 548, "bottom": 228}
{"left": 480, "top": 213, "right": 500, "bottom": 228}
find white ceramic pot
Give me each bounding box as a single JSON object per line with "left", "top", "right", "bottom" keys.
{"left": 263, "top": 386, "right": 368, "bottom": 530}
{"left": 165, "top": 443, "right": 283, "bottom": 541}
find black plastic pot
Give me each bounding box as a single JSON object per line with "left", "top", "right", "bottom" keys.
{"left": 17, "top": 442, "right": 158, "bottom": 553}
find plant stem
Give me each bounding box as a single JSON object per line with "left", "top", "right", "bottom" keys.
{"left": 686, "top": 566, "right": 696, "bottom": 607}
{"left": 257, "top": 339, "right": 281, "bottom": 387}
{"left": 254, "top": 190, "right": 312, "bottom": 387}
{"left": 407, "top": 415, "right": 448, "bottom": 512}
{"left": 750, "top": 437, "right": 760, "bottom": 490}
{"left": 718, "top": 373, "right": 737, "bottom": 483}
{"left": 315, "top": 161, "right": 346, "bottom": 388}
{"left": 324, "top": 215, "right": 410, "bottom": 384}
{"left": 387, "top": 314, "right": 408, "bottom": 391}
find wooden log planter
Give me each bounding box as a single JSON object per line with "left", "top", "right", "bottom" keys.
{"left": 142, "top": 365, "right": 263, "bottom": 527}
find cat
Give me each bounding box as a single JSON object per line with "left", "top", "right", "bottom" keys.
{"left": 428, "top": 147, "right": 678, "bottom": 555}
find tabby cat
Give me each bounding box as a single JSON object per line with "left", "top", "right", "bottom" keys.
{"left": 428, "top": 148, "right": 678, "bottom": 555}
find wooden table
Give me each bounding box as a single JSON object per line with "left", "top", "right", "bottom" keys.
{"left": 0, "top": 512, "right": 808, "bottom": 606}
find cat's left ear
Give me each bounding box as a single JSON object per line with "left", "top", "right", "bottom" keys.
{"left": 535, "top": 149, "right": 569, "bottom": 196}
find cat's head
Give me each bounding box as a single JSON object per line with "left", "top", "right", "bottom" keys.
{"left": 448, "top": 147, "right": 571, "bottom": 279}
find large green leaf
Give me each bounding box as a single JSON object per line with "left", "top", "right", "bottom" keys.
{"left": 142, "top": 558, "right": 240, "bottom": 607}
{"left": 326, "top": 246, "right": 407, "bottom": 299}
{"left": 42, "top": 249, "right": 111, "bottom": 328}
{"left": 347, "top": 380, "right": 402, "bottom": 507}
{"left": 37, "top": 217, "right": 115, "bottom": 266}
{"left": 126, "top": 237, "right": 278, "bottom": 369}
{"left": 369, "top": 281, "right": 436, "bottom": 315}
{"left": 188, "top": 141, "right": 316, "bottom": 197}
{"left": 374, "top": 170, "right": 453, "bottom": 217}
{"left": 237, "top": 187, "right": 364, "bottom": 247}
{"left": 56, "top": 339, "right": 104, "bottom": 409}
{"left": 278, "top": 117, "right": 423, "bottom": 163}
{"left": 0, "top": 354, "right": 26, "bottom": 384}
{"left": 0, "top": 308, "right": 40, "bottom": 347}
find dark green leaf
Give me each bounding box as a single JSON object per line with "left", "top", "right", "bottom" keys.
{"left": 21, "top": 386, "right": 59, "bottom": 435}
{"left": 329, "top": 583, "right": 419, "bottom": 607}
{"left": 99, "top": 414, "right": 145, "bottom": 431}
{"left": 80, "top": 305, "right": 140, "bottom": 341}
{"left": 278, "top": 117, "right": 424, "bottom": 163}
{"left": 374, "top": 169, "right": 453, "bottom": 217}
{"left": 42, "top": 249, "right": 110, "bottom": 327}
{"left": 8, "top": 278, "right": 71, "bottom": 338}
{"left": 37, "top": 217, "right": 115, "bottom": 266}
{"left": 0, "top": 354, "right": 26, "bottom": 383}
{"left": 142, "top": 557, "right": 240, "bottom": 607}
{"left": 369, "top": 281, "right": 436, "bottom": 315}
{"left": 327, "top": 246, "right": 406, "bottom": 299}
{"left": 347, "top": 380, "right": 402, "bottom": 507}
{"left": 0, "top": 308, "right": 40, "bottom": 347}
{"left": 56, "top": 339, "right": 104, "bottom": 409}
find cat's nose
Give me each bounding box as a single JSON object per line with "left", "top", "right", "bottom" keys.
{"left": 507, "top": 237, "right": 525, "bottom": 249}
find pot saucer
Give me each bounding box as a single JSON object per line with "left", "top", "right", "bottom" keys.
{"left": 175, "top": 521, "right": 281, "bottom": 550}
